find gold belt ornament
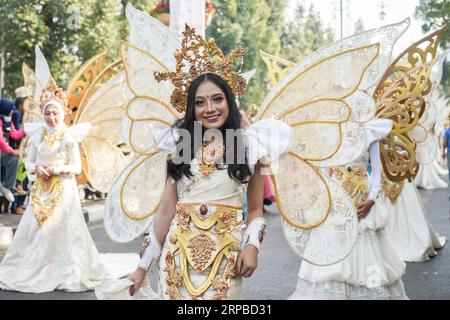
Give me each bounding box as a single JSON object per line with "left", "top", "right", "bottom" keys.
{"left": 330, "top": 166, "right": 368, "bottom": 206}
{"left": 31, "top": 175, "right": 63, "bottom": 227}
{"left": 165, "top": 203, "right": 241, "bottom": 300}
{"left": 381, "top": 172, "right": 404, "bottom": 203}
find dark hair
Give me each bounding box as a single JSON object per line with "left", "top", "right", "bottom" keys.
{"left": 167, "top": 73, "right": 251, "bottom": 183}
{"left": 14, "top": 97, "right": 25, "bottom": 109}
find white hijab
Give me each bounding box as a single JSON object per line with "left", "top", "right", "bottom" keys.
{"left": 25, "top": 99, "right": 91, "bottom": 146}
{"left": 42, "top": 99, "right": 67, "bottom": 133}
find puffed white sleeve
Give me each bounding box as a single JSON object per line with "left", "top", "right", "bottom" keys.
{"left": 153, "top": 126, "right": 179, "bottom": 153}
{"left": 244, "top": 118, "right": 291, "bottom": 172}
{"left": 363, "top": 119, "right": 393, "bottom": 201}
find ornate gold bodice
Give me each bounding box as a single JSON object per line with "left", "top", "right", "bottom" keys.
{"left": 164, "top": 203, "right": 242, "bottom": 300}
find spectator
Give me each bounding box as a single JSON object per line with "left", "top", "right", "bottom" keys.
{"left": 442, "top": 119, "right": 450, "bottom": 180}
{"left": 0, "top": 99, "right": 22, "bottom": 203}
{"left": 13, "top": 97, "right": 25, "bottom": 127}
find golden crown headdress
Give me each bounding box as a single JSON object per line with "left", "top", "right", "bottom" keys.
{"left": 155, "top": 25, "right": 247, "bottom": 113}
{"left": 40, "top": 78, "right": 69, "bottom": 113}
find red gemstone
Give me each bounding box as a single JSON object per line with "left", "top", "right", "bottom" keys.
{"left": 200, "top": 204, "right": 208, "bottom": 215}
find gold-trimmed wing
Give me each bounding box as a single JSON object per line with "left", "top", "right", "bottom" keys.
{"left": 66, "top": 49, "right": 109, "bottom": 125}
{"left": 375, "top": 25, "right": 447, "bottom": 186}
{"left": 19, "top": 46, "right": 52, "bottom": 159}
{"left": 72, "top": 57, "right": 128, "bottom": 192}
{"left": 256, "top": 44, "right": 380, "bottom": 265}
{"left": 103, "top": 4, "right": 182, "bottom": 242}
{"left": 374, "top": 25, "right": 447, "bottom": 98}
{"left": 120, "top": 41, "right": 180, "bottom": 156}
{"left": 376, "top": 61, "right": 436, "bottom": 183}
{"left": 104, "top": 152, "right": 168, "bottom": 243}
{"left": 258, "top": 21, "right": 411, "bottom": 265}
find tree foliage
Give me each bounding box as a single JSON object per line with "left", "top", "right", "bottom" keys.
{"left": 0, "top": 0, "right": 157, "bottom": 98}
{"left": 415, "top": 0, "right": 450, "bottom": 96}
{"left": 207, "top": 1, "right": 334, "bottom": 110}
{"left": 1, "top": 0, "right": 334, "bottom": 106}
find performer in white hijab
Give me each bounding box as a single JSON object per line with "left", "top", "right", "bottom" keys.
{"left": 0, "top": 79, "right": 136, "bottom": 293}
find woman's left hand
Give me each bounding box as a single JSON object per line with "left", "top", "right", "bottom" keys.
{"left": 356, "top": 199, "right": 375, "bottom": 221}
{"left": 234, "top": 245, "right": 258, "bottom": 278}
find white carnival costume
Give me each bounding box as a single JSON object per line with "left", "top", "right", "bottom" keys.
{"left": 289, "top": 120, "right": 408, "bottom": 299}
{"left": 271, "top": 21, "right": 408, "bottom": 300}
{"left": 273, "top": 21, "right": 445, "bottom": 299}
{"left": 291, "top": 24, "right": 442, "bottom": 299}
{"left": 379, "top": 30, "right": 448, "bottom": 263}
{"left": 413, "top": 54, "right": 449, "bottom": 190}
{"left": 94, "top": 4, "right": 395, "bottom": 300}
{"left": 383, "top": 181, "right": 446, "bottom": 262}
{"left": 0, "top": 47, "right": 136, "bottom": 293}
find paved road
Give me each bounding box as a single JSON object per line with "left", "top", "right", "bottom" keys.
{"left": 0, "top": 176, "right": 449, "bottom": 300}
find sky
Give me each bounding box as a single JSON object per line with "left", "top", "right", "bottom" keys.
{"left": 286, "top": 0, "right": 430, "bottom": 55}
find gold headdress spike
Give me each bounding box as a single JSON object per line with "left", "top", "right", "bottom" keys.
{"left": 40, "top": 77, "right": 69, "bottom": 114}
{"left": 155, "top": 24, "right": 247, "bottom": 113}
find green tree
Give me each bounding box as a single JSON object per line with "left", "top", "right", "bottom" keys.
{"left": 280, "top": 4, "right": 334, "bottom": 62}
{"left": 0, "top": 0, "right": 157, "bottom": 98}
{"left": 415, "top": 0, "right": 450, "bottom": 96}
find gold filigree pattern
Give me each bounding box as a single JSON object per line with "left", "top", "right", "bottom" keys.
{"left": 211, "top": 252, "right": 236, "bottom": 300}
{"left": 175, "top": 204, "right": 192, "bottom": 232}
{"left": 215, "top": 210, "right": 239, "bottom": 235}
{"left": 42, "top": 128, "right": 65, "bottom": 149}
{"left": 66, "top": 49, "right": 108, "bottom": 125}
{"left": 164, "top": 203, "right": 241, "bottom": 299}
{"left": 374, "top": 25, "right": 447, "bottom": 183}
{"left": 187, "top": 233, "right": 216, "bottom": 271}
{"left": 330, "top": 166, "right": 368, "bottom": 206}
{"left": 155, "top": 25, "right": 247, "bottom": 113}
{"left": 381, "top": 173, "right": 404, "bottom": 203}
{"left": 195, "top": 139, "right": 224, "bottom": 178}
{"left": 373, "top": 25, "right": 447, "bottom": 98}
{"left": 31, "top": 175, "right": 63, "bottom": 227}
{"left": 376, "top": 61, "right": 434, "bottom": 182}
{"left": 40, "top": 78, "right": 69, "bottom": 113}
{"left": 164, "top": 251, "right": 186, "bottom": 300}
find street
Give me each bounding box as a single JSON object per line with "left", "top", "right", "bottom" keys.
{"left": 0, "top": 177, "right": 449, "bottom": 300}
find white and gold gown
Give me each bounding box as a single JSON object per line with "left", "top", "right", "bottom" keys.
{"left": 414, "top": 159, "right": 448, "bottom": 190}
{"left": 413, "top": 53, "right": 449, "bottom": 190}
{"left": 0, "top": 123, "right": 137, "bottom": 293}
{"left": 95, "top": 119, "right": 291, "bottom": 300}
{"left": 95, "top": 7, "right": 414, "bottom": 299}
{"left": 383, "top": 181, "right": 446, "bottom": 262}
{"left": 287, "top": 120, "right": 408, "bottom": 300}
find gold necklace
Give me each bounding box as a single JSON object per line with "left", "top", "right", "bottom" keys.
{"left": 195, "top": 140, "right": 225, "bottom": 178}
{"left": 42, "top": 127, "right": 65, "bottom": 149}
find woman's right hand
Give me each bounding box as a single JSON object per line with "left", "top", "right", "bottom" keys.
{"left": 35, "top": 165, "right": 50, "bottom": 181}
{"left": 127, "top": 267, "right": 147, "bottom": 296}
